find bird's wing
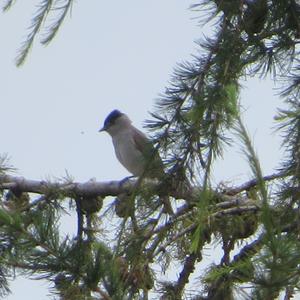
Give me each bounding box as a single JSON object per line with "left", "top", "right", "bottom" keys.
{"left": 132, "top": 128, "right": 152, "bottom": 156}
{"left": 132, "top": 128, "right": 165, "bottom": 177}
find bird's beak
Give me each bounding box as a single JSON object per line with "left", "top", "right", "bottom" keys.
{"left": 98, "top": 127, "right": 106, "bottom": 132}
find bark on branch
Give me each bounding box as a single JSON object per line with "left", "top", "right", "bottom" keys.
{"left": 0, "top": 172, "right": 280, "bottom": 217}
{"left": 0, "top": 174, "right": 132, "bottom": 197}
{"left": 0, "top": 173, "right": 281, "bottom": 201}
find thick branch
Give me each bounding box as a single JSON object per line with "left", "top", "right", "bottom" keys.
{"left": 174, "top": 253, "right": 198, "bottom": 297}
{"left": 0, "top": 174, "right": 132, "bottom": 197}
{"left": 0, "top": 173, "right": 281, "bottom": 202}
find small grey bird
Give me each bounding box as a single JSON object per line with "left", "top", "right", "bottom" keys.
{"left": 99, "top": 109, "right": 173, "bottom": 214}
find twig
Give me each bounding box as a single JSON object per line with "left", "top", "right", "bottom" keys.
{"left": 211, "top": 205, "right": 259, "bottom": 218}
{"left": 224, "top": 172, "right": 286, "bottom": 195}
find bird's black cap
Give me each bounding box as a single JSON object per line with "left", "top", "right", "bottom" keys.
{"left": 99, "top": 109, "right": 123, "bottom": 131}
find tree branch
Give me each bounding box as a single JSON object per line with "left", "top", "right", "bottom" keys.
{"left": 224, "top": 171, "right": 286, "bottom": 195}
{"left": 0, "top": 174, "right": 133, "bottom": 197}
{"left": 174, "top": 253, "right": 198, "bottom": 298}
{"left": 0, "top": 173, "right": 280, "bottom": 203}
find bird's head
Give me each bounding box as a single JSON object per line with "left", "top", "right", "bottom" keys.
{"left": 99, "top": 109, "right": 132, "bottom": 136}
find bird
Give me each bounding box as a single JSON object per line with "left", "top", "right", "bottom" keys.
{"left": 99, "top": 109, "right": 173, "bottom": 214}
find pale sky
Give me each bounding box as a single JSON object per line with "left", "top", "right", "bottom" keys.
{"left": 1, "top": 1, "right": 283, "bottom": 299}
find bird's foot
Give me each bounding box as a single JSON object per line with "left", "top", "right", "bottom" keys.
{"left": 118, "top": 176, "right": 138, "bottom": 189}
{"left": 120, "top": 175, "right": 136, "bottom": 185}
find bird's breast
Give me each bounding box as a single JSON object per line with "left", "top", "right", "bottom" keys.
{"left": 112, "top": 132, "right": 145, "bottom": 176}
